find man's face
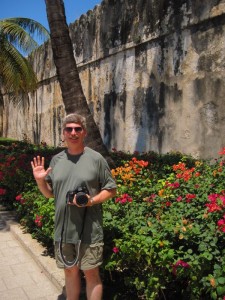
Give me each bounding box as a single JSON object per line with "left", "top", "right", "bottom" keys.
{"left": 63, "top": 122, "right": 87, "bottom": 146}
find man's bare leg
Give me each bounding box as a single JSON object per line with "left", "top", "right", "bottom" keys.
{"left": 64, "top": 265, "right": 81, "bottom": 300}
{"left": 84, "top": 267, "right": 103, "bottom": 300}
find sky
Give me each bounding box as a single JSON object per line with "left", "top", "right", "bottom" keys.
{"left": 0, "top": 0, "right": 102, "bottom": 30}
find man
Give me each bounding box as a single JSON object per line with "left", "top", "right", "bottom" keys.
{"left": 31, "top": 113, "right": 117, "bottom": 300}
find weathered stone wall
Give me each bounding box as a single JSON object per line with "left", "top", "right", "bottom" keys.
{"left": 1, "top": 0, "right": 225, "bottom": 158}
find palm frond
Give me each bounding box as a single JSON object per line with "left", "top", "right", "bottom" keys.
{"left": 0, "top": 18, "right": 49, "bottom": 55}
{"left": 0, "top": 17, "right": 50, "bottom": 95}
{"left": 0, "top": 36, "right": 37, "bottom": 94}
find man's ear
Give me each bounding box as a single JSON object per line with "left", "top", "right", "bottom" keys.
{"left": 61, "top": 131, "right": 65, "bottom": 142}
{"left": 84, "top": 129, "right": 87, "bottom": 137}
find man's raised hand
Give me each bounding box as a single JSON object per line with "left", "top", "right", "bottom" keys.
{"left": 31, "top": 156, "right": 52, "bottom": 180}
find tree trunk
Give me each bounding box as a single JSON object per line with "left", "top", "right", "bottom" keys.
{"left": 45, "top": 0, "right": 114, "bottom": 167}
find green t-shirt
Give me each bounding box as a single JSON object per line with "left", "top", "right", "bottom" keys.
{"left": 46, "top": 147, "right": 117, "bottom": 244}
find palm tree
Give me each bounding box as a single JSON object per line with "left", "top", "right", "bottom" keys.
{"left": 45, "top": 0, "right": 114, "bottom": 166}
{"left": 0, "top": 17, "right": 49, "bottom": 94}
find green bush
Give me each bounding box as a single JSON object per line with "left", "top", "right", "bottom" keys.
{"left": 14, "top": 184, "right": 55, "bottom": 251}
{"left": 1, "top": 139, "right": 225, "bottom": 299}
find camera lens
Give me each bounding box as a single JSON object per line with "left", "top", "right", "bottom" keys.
{"left": 76, "top": 192, "right": 88, "bottom": 206}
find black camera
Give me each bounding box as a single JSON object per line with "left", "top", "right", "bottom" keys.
{"left": 66, "top": 185, "right": 89, "bottom": 206}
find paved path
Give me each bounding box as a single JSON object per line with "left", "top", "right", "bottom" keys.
{"left": 0, "top": 210, "right": 66, "bottom": 300}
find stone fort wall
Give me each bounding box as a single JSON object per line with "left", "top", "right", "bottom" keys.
{"left": 1, "top": 0, "right": 225, "bottom": 159}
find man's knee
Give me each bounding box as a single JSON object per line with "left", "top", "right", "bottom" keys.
{"left": 64, "top": 265, "right": 80, "bottom": 277}
{"left": 84, "top": 267, "right": 102, "bottom": 283}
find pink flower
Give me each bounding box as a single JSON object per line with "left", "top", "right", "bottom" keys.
{"left": 146, "top": 194, "right": 156, "bottom": 202}
{"left": 176, "top": 196, "right": 182, "bottom": 202}
{"left": 113, "top": 247, "right": 119, "bottom": 253}
{"left": 217, "top": 215, "right": 225, "bottom": 232}
{"left": 15, "top": 194, "right": 22, "bottom": 201}
{"left": 172, "top": 260, "right": 190, "bottom": 275}
{"left": 218, "top": 219, "right": 225, "bottom": 226}
{"left": 167, "top": 182, "right": 180, "bottom": 189}
{"left": 115, "top": 194, "right": 132, "bottom": 204}
{"left": 208, "top": 194, "right": 220, "bottom": 202}
{"left": 175, "top": 260, "right": 190, "bottom": 268}
{"left": 34, "top": 215, "right": 43, "bottom": 227}
{"left": 15, "top": 194, "right": 26, "bottom": 204}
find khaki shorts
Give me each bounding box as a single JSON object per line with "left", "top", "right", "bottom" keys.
{"left": 55, "top": 242, "right": 104, "bottom": 270}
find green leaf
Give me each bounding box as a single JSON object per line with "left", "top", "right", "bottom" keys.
{"left": 217, "top": 277, "right": 225, "bottom": 285}
{"left": 216, "top": 286, "right": 225, "bottom": 296}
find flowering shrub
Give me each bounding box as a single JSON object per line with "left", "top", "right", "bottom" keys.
{"left": 0, "top": 139, "right": 59, "bottom": 210}
{"left": 1, "top": 138, "right": 225, "bottom": 299}
{"left": 103, "top": 151, "right": 225, "bottom": 299}
{"left": 0, "top": 139, "right": 58, "bottom": 249}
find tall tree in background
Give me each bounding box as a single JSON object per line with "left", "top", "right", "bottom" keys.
{"left": 0, "top": 18, "right": 49, "bottom": 94}
{"left": 44, "top": 0, "right": 114, "bottom": 165}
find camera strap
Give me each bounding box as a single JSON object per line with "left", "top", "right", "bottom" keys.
{"left": 59, "top": 205, "right": 87, "bottom": 268}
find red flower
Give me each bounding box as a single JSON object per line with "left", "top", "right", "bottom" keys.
{"left": 0, "top": 188, "right": 6, "bottom": 195}
{"left": 206, "top": 193, "right": 223, "bottom": 212}
{"left": 173, "top": 163, "right": 186, "bottom": 171}
{"left": 219, "top": 147, "right": 225, "bottom": 155}
{"left": 186, "top": 194, "right": 196, "bottom": 203}
{"left": 206, "top": 203, "right": 222, "bottom": 213}
{"left": 194, "top": 172, "right": 201, "bottom": 177}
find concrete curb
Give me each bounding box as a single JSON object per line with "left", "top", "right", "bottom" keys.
{"left": 9, "top": 221, "right": 65, "bottom": 295}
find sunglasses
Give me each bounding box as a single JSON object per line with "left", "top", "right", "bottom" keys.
{"left": 64, "top": 126, "right": 83, "bottom": 133}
